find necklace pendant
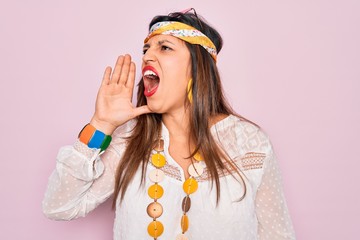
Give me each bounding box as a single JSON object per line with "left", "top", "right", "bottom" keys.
{"left": 151, "top": 153, "right": 166, "bottom": 168}
{"left": 147, "top": 202, "right": 163, "bottom": 218}
{"left": 147, "top": 220, "right": 164, "bottom": 238}
{"left": 181, "top": 196, "right": 191, "bottom": 212}
{"left": 183, "top": 177, "right": 199, "bottom": 194}
{"left": 188, "top": 162, "right": 204, "bottom": 177}
{"left": 149, "top": 169, "right": 165, "bottom": 183}
{"left": 153, "top": 139, "right": 164, "bottom": 152}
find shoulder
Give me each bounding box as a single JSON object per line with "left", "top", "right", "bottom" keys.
{"left": 211, "top": 114, "right": 273, "bottom": 157}
{"left": 212, "top": 115, "right": 277, "bottom": 177}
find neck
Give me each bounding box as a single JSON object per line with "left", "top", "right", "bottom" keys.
{"left": 162, "top": 109, "right": 190, "bottom": 140}
{"left": 162, "top": 109, "right": 229, "bottom": 137}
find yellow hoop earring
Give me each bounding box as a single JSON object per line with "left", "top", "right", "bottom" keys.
{"left": 187, "top": 78, "right": 193, "bottom": 103}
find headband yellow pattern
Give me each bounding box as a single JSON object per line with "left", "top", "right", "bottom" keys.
{"left": 144, "top": 21, "right": 217, "bottom": 62}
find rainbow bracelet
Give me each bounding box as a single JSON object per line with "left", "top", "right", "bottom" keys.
{"left": 78, "top": 124, "right": 112, "bottom": 152}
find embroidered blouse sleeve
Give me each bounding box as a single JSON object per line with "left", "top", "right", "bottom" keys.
{"left": 255, "top": 138, "right": 296, "bottom": 239}
{"left": 42, "top": 122, "right": 133, "bottom": 220}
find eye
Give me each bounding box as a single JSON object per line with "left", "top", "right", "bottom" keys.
{"left": 142, "top": 48, "right": 148, "bottom": 55}
{"left": 161, "top": 45, "right": 172, "bottom": 51}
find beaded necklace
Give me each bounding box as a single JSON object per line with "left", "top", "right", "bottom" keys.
{"left": 146, "top": 138, "right": 205, "bottom": 240}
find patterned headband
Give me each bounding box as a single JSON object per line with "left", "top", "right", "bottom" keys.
{"left": 144, "top": 21, "right": 217, "bottom": 62}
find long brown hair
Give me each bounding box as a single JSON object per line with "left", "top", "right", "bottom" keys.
{"left": 113, "top": 11, "right": 251, "bottom": 208}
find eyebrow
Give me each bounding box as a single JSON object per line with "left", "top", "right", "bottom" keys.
{"left": 143, "top": 39, "right": 175, "bottom": 49}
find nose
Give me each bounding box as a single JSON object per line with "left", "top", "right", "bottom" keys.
{"left": 142, "top": 47, "right": 156, "bottom": 64}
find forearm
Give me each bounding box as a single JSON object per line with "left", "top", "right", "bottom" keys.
{"left": 42, "top": 142, "right": 116, "bottom": 220}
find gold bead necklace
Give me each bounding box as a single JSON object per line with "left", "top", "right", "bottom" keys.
{"left": 146, "top": 138, "right": 204, "bottom": 240}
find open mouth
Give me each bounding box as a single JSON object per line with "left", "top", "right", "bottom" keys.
{"left": 142, "top": 66, "right": 160, "bottom": 97}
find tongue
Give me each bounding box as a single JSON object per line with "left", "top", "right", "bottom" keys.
{"left": 148, "top": 79, "right": 159, "bottom": 91}
{"left": 144, "top": 74, "right": 159, "bottom": 90}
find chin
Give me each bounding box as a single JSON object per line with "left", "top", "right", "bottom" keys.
{"left": 147, "top": 101, "right": 164, "bottom": 114}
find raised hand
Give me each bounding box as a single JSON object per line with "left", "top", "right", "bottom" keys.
{"left": 90, "top": 54, "right": 152, "bottom": 134}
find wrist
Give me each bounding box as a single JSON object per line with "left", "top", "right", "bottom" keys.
{"left": 90, "top": 117, "right": 117, "bottom": 135}
{"left": 78, "top": 123, "right": 112, "bottom": 152}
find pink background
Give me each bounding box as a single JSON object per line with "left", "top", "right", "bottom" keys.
{"left": 1, "top": 0, "right": 359, "bottom": 239}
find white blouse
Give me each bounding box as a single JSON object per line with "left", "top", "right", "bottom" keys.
{"left": 42, "top": 115, "right": 296, "bottom": 240}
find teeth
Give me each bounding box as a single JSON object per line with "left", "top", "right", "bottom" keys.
{"left": 143, "top": 70, "right": 158, "bottom": 77}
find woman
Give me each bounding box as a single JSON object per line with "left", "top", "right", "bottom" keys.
{"left": 43, "top": 9, "right": 296, "bottom": 240}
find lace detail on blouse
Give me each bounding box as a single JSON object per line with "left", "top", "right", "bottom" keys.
{"left": 161, "top": 151, "right": 266, "bottom": 182}
{"left": 240, "top": 152, "right": 266, "bottom": 170}
{"left": 162, "top": 164, "right": 182, "bottom": 181}
{"left": 203, "top": 151, "right": 265, "bottom": 180}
